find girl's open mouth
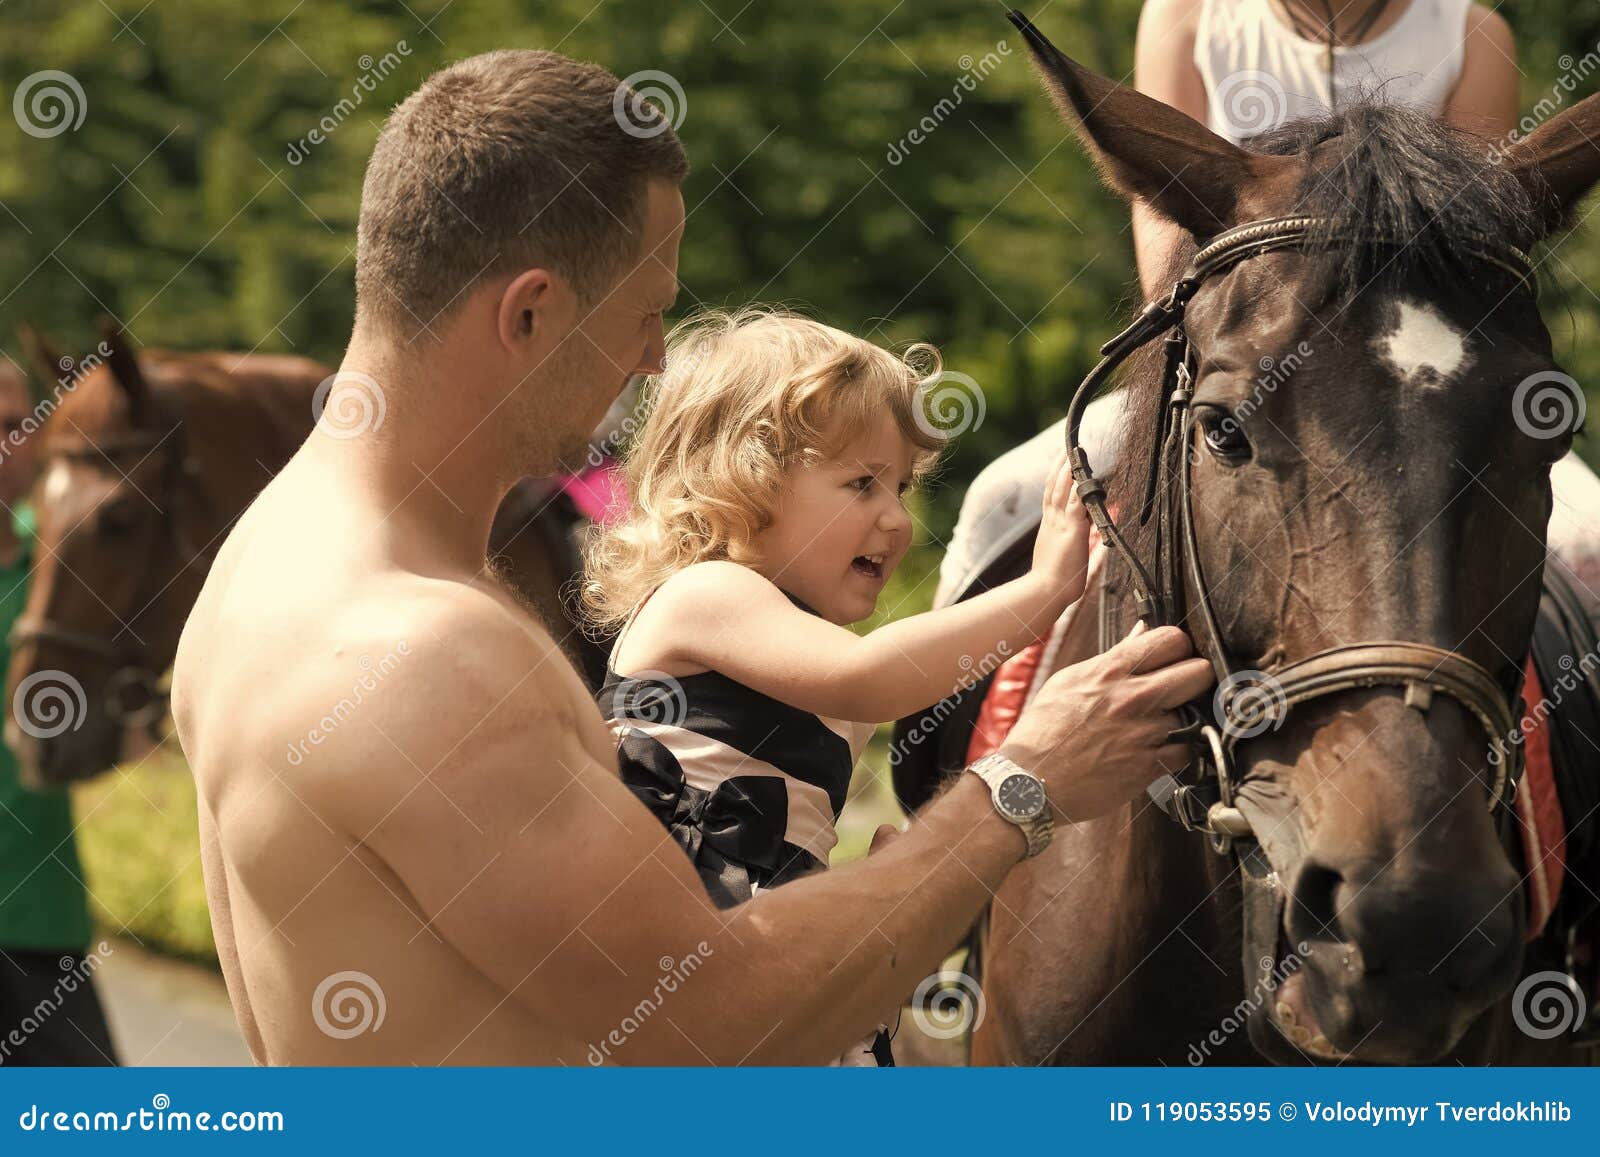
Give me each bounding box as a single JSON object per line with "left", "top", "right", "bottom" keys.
{"left": 851, "top": 554, "right": 886, "bottom": 580}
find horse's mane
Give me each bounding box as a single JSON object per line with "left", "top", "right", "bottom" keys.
{"left": 1103, "top": 103, "right": 1544, "bottom": 547}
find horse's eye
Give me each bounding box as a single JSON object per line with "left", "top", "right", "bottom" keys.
{"left": 1198, "top": 408, "right": 1251, "bottom": 464}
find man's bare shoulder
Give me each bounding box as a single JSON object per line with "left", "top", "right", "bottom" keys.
{"left": 310, "top": 573, "right": 585, "bottom": 744}
{"left": 253, "top": 572, "right": 606, "bottom": 838}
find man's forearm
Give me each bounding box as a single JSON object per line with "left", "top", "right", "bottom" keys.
{"left": 698, "top": 772, "right": 1023, "bottom": 1064}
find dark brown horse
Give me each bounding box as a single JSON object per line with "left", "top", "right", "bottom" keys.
{"left": 934, "top": 18, "right": 1599, "bottom": 1065}
{"left": 4, "top": 323, "right": 604, "bottom": 787}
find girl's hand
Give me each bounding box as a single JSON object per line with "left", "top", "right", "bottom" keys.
{"left": 1031, "top": 453, "right": 1092, "bottom": 604}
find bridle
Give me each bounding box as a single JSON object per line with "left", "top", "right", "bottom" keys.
{"left": 1068, "top": 215, "right": 1544, "bottom": 853}
{"left": 7, "top": 412, "right": 214, "bottom": 731}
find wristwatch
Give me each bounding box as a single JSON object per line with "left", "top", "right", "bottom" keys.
{"left": 966, "top": 752, "right": 1053, "bottom": 858}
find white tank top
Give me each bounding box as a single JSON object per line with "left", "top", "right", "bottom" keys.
{"left": 1195, "top": 0, "right": 1472, "bottom": 144}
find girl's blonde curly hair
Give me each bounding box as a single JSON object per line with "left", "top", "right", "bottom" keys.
{"left": 581, "top": 306, "right": 947, "bottom": 633}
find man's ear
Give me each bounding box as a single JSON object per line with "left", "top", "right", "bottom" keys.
{"left": 494, "top": 268, "right": 583, "bottom": 356}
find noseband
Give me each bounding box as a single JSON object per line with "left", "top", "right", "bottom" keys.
{"left": 7, "top": 417, "right": 214, "bottom": 730}
{"left": 1068, "top": 216, "right": 1540, "bottom": 851}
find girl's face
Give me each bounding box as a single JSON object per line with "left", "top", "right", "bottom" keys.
{"left": 749, "top": 410, "right": 917, "bottom": 625}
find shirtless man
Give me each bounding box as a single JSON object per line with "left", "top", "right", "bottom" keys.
{"left": 171, "top": 49, "right": 1212, "bottom": 1065}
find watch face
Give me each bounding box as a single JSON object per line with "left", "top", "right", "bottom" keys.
{"left": 996, "top": 772, "right": 1046, "bottom": 822}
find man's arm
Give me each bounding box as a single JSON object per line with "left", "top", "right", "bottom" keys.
{"left": 318, "top": 587, "right": 1208, "bottom": 1064}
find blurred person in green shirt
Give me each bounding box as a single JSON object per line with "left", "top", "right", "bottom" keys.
{"left": 0, "top": 363, "right": 116, "bottom": 1066}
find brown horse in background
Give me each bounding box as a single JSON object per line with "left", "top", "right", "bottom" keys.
{"left": 4, "top": 323, "right": 602, "bottom": 787}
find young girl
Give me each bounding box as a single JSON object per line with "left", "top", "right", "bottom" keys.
{"left": 581, "top": 307, "right": 1091, "bottom": 1060}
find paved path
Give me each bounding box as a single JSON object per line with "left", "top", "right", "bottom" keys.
{"left": 97, "top": 940, "right": 250, "bottom": 1066}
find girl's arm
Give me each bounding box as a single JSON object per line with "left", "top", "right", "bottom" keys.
{"left": 1132, "top": 0, "right": 1208, "bottom": 298}
{"left": 650, "top": 458, "right": 1094, "bottom": 723}
{"left": 1442, "top": 6, "right": 1518, "bottom": 140}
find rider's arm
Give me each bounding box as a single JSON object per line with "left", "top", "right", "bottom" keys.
{"left": 646, "top": 558, "right": 1069, "bottom": 723}
{"left": 1132, "top": 0, "right": 1207, "bottom": 298}
{"left": 1442, "top": 6, "right": 1517, "bottom": 139}
{"left": 320, "top": 593, "right": 1025, "bottom": 1064}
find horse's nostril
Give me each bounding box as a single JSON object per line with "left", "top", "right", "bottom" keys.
{"left": 1287, "top": 861, "right": 1345, "bottom": 945}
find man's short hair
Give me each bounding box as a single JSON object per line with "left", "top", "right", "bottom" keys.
{"left": 355, "top": 49, "right": 689, "bottom": 341}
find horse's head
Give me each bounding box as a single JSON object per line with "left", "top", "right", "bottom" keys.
{"left": 3, "top": 323, "right": 212, "bottom": 785}
{"left": 1014, "top": 13, "right": 1594, "bottom": 1062}
{"left": 5, "top": 323, "right": 325, "bottom": 786}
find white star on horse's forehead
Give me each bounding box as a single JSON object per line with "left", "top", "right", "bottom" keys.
{"left": 1373, "top": 299, "right": 1469, "bottom": 390}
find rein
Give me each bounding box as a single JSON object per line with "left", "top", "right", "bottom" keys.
{"left": 1069, "top": 215, "right": 1544, "bottom": 853}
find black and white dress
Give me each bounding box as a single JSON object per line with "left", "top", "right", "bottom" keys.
{"left": 597, "top": 591, "right": 892, "bottom": 1064}
{"left": 598, "top": 593, "right": 875, "bottom": 908}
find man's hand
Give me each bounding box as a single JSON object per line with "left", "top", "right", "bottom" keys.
{"left": 999, "top": 623, "right": 1212, "bottom": 823}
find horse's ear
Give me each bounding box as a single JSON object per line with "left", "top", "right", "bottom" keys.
{"left": 16, "top": 323, "right": 63, "bottom": 407}
{"left": 1502, "top": 92, "right": 1600, "bottom": 236}
{"left": 1008, "top": 9, "right": 1284, "bottom": 236}
{"left": 97, "top": 316, "right": 152, "bottom": 423}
